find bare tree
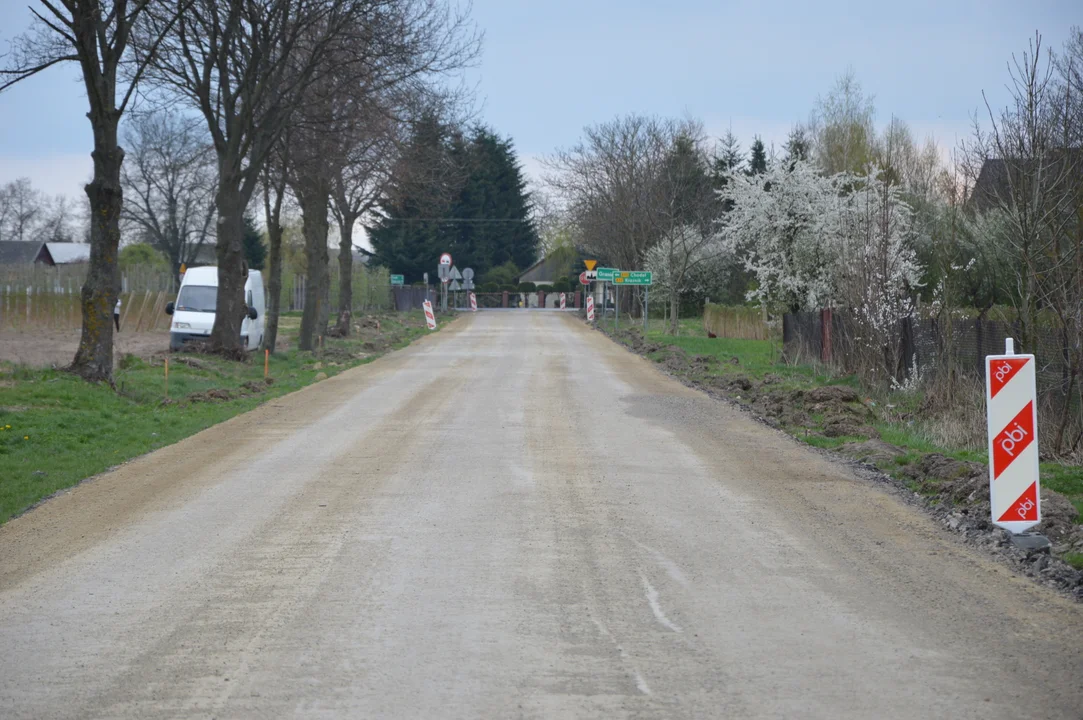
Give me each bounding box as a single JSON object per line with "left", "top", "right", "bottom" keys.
{"left": 40, "top": 194, "right": 77, "bottom": 242}
{"left": 545, "top": 115, "right": 711, "bottom": 321}
{"left": 121, "top": 112, "right": 216, "bottom": 278}
{"left": 0, "top": 178, "right": 43, "bottom": 242}
{"left": 545, "top": 115, "right": 675, "bottom": 279}
{"left": 964, "top": 32, "right": 1082, "bottom": 455}
{"left": 1, "top": 1, "right": 185, "bottom": 381}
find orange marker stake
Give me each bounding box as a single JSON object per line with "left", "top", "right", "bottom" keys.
{"left": 264, "top": 348, "right": 269, "bottom": 379}
{"left": 164, "top": 357, "right": 169, "bottom": 399}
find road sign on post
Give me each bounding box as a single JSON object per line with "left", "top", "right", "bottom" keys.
{"left": 390, "top": 275, "right": 404, "bottom": 286}
{"left": 584, "top": 259, "right": 597, "bottom": 271}
{"left": 439, "top": 253, "right": 452, "bottom": 266}
{"left": 423, "top": 300, "right": 437, "bottom": 330}
{"left": 585, "top": 295, "right": 595, "bottom": 322}
{"left": 596, "top": 267, "right": 618, "bottom": 282}
{"left": 612, "top": 271, "right": 652, "bottom": 285}
{"left": 986, "top": 338, "right": 1041, "bottom": 534}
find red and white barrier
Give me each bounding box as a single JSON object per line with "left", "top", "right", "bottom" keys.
{"left": 586, "top": 295, "right": 594, "bottom": 322}
{"left": 469, "top": 292, "right": 477, "bottom": 312}
{"left": 560, "top": 293, "right": 566, "bottom": 310}
{"left": 986, "top": 339, "right": 1040, "bottom": 534}
{"left": 423, "top": 299, "right": 437, "bottom": 330}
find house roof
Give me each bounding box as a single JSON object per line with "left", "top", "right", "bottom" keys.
{"left": 0, "top": 241, "right": 44, "bottom": 265}
{"left": 969, "top": 155, "right": 1079, "bottom": 213}
{"left": 42, "top": 242, "right": 91, "bottom": 264}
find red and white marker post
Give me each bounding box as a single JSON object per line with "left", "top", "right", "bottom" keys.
{"left": 559, "top": 293, "right": 566, "bottom": 310}
{"left": 423, "top": 299, "right": 437, "bottom": 330}
{"left": 469, "top": 292, "right": 477, "bottom": 312}
{"left": 986, "top": 338, "right": 1041, "bottom": 534}
{"left": 586, "top": 295, "right": 595, "bottom": 322}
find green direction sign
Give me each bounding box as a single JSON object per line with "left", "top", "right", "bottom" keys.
{"left": 596, "top": 267, "right": 619, "bottom": 282}
{"left": 613, "top": 270, "right": 652, "bottom": 285}
{"left": 390, "top": 275, "right": 405, "bottom": 286}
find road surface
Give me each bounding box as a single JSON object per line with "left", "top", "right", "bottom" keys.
{"left": 1, "top": 312, "right": 1081, "bottom": 719}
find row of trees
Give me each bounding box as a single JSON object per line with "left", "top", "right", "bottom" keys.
{"left": 2, "top": 0, "right": 481, "bottom": 382}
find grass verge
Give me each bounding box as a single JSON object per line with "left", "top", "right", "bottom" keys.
{"left": 0, "top": 310, "right": 437, "bottom": 525}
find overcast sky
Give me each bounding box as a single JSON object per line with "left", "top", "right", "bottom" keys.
{"left": 1, "top": 0, "right": 1080, "bottom": 206}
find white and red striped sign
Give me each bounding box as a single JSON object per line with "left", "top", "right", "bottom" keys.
{"left": 423, "top": 299, "right": 437, "bottom": 330}
{"left": 469, "top": 292, "right": 477, "bottom": 312}
{"left": 586, "top": 295, "right": 594, "bottom": 322}
{"left": 559, "top": 293, "right": 566, "bottom": 310}
{"left": 986, "top": 342, "right": 1040, "bottom": 534}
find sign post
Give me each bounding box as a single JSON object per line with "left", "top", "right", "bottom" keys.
{"left": 644, "top": 286, "right": 649, "bottom": 334}
{"left": 586, "top": 295, "right": 594, "bottom": 322}
{"left": 986, "top": 338, "right": 1041, "bottom": 535}
{"left": 559, "top": 292, "right": 566, "bottom": 310}
{"left": 469, "top": 292, "right": 477, "bottom": 312}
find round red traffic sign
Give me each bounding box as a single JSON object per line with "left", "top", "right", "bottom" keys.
{"left": 579, "top": 271, "right": 589, "bottom": 285}
{"left": 439, "top": 253, "right": 452, "bottom": 266}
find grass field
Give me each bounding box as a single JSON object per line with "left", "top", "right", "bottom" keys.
{"left": 0, "top": 311, "right": 436, "bottom": 525}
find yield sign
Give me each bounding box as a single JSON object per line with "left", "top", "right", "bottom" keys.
{"left": 451, "top": 266, "right": 463, "bottom": 281}
{"left": 584, "top": 259, "right": 598, "bottom": 271}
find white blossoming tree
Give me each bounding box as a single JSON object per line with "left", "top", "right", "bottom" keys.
{"left": 719, "top": 160, "right": 844, "bottom": 313}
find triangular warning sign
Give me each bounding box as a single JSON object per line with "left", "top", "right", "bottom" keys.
{"left": 584, "top": 259, "right": 597, "bottom": 271}
{"left": 998, "top": 482, "right": 1039, "bottom": 523}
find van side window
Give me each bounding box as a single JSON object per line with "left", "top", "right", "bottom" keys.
{"left": 246, "top": 290, "right": 253, "bottom": 307}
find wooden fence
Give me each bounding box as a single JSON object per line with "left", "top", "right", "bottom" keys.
{"left": 0, "top": 287, "right": 175, "bottom": 332}
{"left": 703, "top": 303, "right": 777, "bottom": 340}
{"left": 0, "top": 263, "right": 178, "bottom": 294}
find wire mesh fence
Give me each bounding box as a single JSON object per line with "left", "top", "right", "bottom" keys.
{"left": 784, "top": 309, "right": 1082, "bottom": 457}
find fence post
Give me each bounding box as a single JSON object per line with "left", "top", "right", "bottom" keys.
{"left": 502, "top": 291, "right": 508, "bottom": 309}
{"left": 820, "top": 308, "right": 833, "bottom": 364}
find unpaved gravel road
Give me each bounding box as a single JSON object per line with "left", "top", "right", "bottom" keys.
{"left": 1, "top": 312, "right": 1081, "bottom": 719}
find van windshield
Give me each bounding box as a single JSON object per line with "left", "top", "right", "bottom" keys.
{"left": 176, "top": 285, "right": 217, "bottom": 313}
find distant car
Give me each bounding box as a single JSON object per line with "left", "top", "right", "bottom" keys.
{"left": 165, "top": 266, "right": 265, "bottom": 351}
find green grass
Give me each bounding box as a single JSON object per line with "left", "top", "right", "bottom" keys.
{"left": 1063, "top": 553, "right": 1083, "bottom": 570}
{"left": 0, "top": 310, "right": 433, "bottom": 525}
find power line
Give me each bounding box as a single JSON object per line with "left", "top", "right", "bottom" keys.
{"left": 371, "top": 217, "right": 534, "bottom": 224}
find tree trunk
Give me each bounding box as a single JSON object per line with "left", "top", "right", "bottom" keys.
{"left": 264, "top": 208, "right": 284, "bottom": 354}
{"left": 70, "top": 126, "right": 123, "bottom": 382}
{"left": 334, "top": 214, "right": 357, "bottom": 337}
{"left": 298, "top": 189, "right": 330, "bottom": 351}
{"left": 210, "top": 176, "right": 248, "bottom": 354}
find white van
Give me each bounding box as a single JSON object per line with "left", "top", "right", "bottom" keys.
{"left": 165, "top": 266, "right": 266, "bottom": 351}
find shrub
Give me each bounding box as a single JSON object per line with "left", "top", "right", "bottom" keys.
{"left": 518, "top": 281, "right": 537, "bottom": 292}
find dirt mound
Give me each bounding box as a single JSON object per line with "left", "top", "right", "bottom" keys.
{"left": 822, "top": 418, "right": 879, "bottom": 439}
{"left": 839, "top": 440, "right": 906, "bottom": 465}
{"left": 186, "top": 388, "right": 234, "bottom": 403}
{"left": 805, "top": 385, "right": 861, "bottom": 403}
{"left": 1037, "top": 490, "right": 1082, "bottom": 542}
